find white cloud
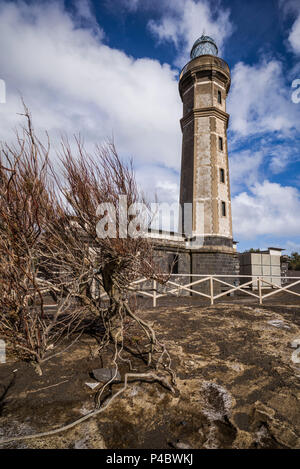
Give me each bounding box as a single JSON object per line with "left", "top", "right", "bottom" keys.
{"left": 117, "top": 0, "right": 141, "bottom": 12}
{"left": 148, "top": 0, "right": 233, "bottom": 66}
{"left": 136, "top": 165, "right": 179, "bottom": 205}
{"left": 114, "top": 0, "right": 233, "bottom": 66}
{"left": 285, "top": 240, "right": 300, "bottom": 253}
{"left": 229, "top": 150, "right": 264, "bottom": 193}
{"left": 135, "top": 164, "right": 180, "bottom": 231}
{"left": 279, "top": 0, "right": 300, "bottom": 14}
{"left": 232, "top": 181, "right": 300, "bottom": 239}
{"left": 228, "top": 59, "right": 300, "bottom": 137}
{"left": 289, "top": 14, "right": 300, "bottom": 55}
{"left": 268, "top": 146, "right": 296, "bottom": 173}
{"left": 229, "top": 141, "right": 300, "bottom": 191}
{"left": 0, "top": 0, "right": 181, "bottom": 175}
{"left": 279, "top": 0, "right": 300, "bottom": 55}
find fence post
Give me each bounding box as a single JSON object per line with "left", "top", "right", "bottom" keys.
{"left": 153, "top": 279, "right": 157, "bottom": 308}
{"left": 210, "top": 276, "right": 214, "bottom": 305}
{"left": 258, "top": 277, "right": 262, "bottom": 305}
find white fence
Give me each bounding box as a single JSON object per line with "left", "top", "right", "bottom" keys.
{"left": 106, "top": 274, "right": 300, "bottom": 307}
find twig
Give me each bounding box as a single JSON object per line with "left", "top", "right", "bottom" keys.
{"left": 26, "top": 380, "right": 69, "bottom": 394}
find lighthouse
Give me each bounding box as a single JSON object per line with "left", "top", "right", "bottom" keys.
{"left": 179, "top": 35, "right": 233, "bottom": 249}
{"left": 149, "top": 35, "right": 239, "bottom": 288}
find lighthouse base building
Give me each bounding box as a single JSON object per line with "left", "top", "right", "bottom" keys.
{"left": 148, "top": 230, "right": 239, "bottom": 295}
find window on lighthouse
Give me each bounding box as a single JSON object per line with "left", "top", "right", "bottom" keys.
{"left": 221, "top": 201, "right": 226, "bottom": 217}
{"left": 218, "top": 90, "right": 222, "bottom": 104}
{"left": 219, "top": 137, "right": 223, "bottom": 151}
{"left": 220, "top": 168, "right": 225, "bottom": 183}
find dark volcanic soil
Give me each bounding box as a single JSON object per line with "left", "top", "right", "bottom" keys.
{"left": 0, "top": 302, "right": 300, "bottom": 449}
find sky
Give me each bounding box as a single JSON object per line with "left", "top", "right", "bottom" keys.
{"left": 0, "top": 0, "right": 299, "bottom": 253}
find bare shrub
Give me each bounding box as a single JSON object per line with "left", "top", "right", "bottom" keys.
{"left": 0, "top": 108, "right": 175, "bottom": 391}
{"left": 0, "top": 109, "right": 82, "bottom": 374}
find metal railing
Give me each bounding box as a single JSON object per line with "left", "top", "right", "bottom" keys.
{"left": 101, "top": 274, "right": 300, "bottom": 307}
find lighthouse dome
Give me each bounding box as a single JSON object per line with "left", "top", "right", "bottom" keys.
{"left": 190, "top": 35, "right": 218, "bottom": 59}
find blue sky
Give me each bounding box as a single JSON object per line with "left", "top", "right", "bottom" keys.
{"left": 0, "top": 0, "right": 299, "bottom": 252}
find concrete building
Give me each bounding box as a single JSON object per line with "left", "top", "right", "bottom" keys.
{"left": 239, "top": 248, "right": 283, "bottom": 289}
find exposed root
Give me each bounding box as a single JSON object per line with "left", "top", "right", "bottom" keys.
{"left": 30, "top": 361, "right": 43, "bottom": 376}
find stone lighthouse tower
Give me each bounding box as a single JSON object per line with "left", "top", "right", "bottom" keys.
{"left": 179, "top": 35, "right": 238, "bottom": 280}
{"left": 179, "top": 35, "right": 232, "bottom": 246}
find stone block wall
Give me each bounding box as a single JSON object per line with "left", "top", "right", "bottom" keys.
{"left": 191, "top": 250, "right": 239, "bottom": 295}
{"left": 153, "top": 241, "right": 239, "bottom": 298}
